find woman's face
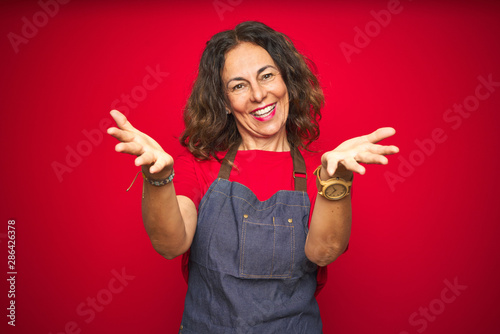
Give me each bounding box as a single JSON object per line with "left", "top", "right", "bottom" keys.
{"left": 222, "top": 42, "right": 289, "bottom": 148}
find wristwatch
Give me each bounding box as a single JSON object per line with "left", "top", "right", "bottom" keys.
{"left": 313, "top": 166, "right": 353, "bottom": 200}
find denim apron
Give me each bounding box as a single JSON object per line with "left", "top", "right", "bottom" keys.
{"left": 179, "top": 144, "right": 322, "bottom": 333}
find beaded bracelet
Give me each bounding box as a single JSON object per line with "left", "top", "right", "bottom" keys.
{"left": 142, "top": 169, "right": 175, "bottom": 187}
{"left": 126, "top": 169, "right": 175, "bottom": 192}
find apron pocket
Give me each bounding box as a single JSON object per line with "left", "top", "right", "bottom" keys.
{"left": 240, "top": 216, "right": 294, "bottom": 278}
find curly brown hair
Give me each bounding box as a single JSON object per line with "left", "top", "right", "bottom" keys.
{"left": 180, "top": 21, "right": 324, "bottom": 161}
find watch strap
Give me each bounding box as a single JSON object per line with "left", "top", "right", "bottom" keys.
{"left": 314, "top": 165, "right": 353, "bottom": 200}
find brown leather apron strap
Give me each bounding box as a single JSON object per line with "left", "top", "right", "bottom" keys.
{"left": 290, "top": 144, "right": 307, "bottom": 192}
{"left": 218, "top": 143, "right": 239, "bottom": 180}
{"left": 218, "top": 142, "right": 308, "bottom": 192}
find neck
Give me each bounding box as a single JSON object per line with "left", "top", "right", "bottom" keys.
{"left": 238, "top": 130, "right": 290, "bottom": 152}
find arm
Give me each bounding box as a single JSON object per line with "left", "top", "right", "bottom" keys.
{"left": 305, "top": 127, "right": 399, "bottom": 267}
{"left": 107, "top": 110, "right": 197, "bottom": 259}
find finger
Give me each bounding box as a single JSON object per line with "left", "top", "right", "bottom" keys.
{"left": 365, "top": 127, "right": 396, "bottom": 144}
{"left": 341, "top": 157, "right": 365, "bottom": 175}
{"left": 110, "top": 109, "right": 137, "bottom": 132}
{"left": 322, "top": 152, "right": 340, "bottom": 176}
{"left": 135, "top": 151, "right": 156, "bottom": 167}
{"left": 386, "top": 145, "right": 400, "bottom": 154}
{"left": 356, "top": 151, "right": 388, "bottom": 165}
{"left": 327, "top": 162, "right": 338, "bottom": 176}
{"left": 115, "top": 142, "right": 144, "bottom": 156}
{"left": 368, "top": 144, "right": 400, "bottom": 155}
{"left": 107, "top": 127, "right": 137, "bottom": 143}
{"left": 149, "top": 158, "right": 168, "bottom": 174}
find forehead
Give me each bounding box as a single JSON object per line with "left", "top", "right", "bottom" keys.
{"left": 222, "top": 42, "right": 276, "bottom": 81}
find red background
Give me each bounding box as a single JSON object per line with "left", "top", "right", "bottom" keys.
{"left": 1, "top": 0, "right": 500, "bottom": 333}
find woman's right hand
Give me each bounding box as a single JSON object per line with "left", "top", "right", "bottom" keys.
{"left": 107, "top": 109, "right": 173, "bottom": 179}
{"left": 108, "top": 109, "right": 197, "bottom": 259}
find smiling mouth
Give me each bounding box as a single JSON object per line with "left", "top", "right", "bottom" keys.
{"left": 250, "top": 103, "right": 276, "bottom": 118}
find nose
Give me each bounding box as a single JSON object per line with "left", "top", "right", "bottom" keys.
{"left": 250, "top": 82, "right": 267, "bottom": 103}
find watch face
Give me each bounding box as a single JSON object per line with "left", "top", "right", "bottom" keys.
{"left": 325, "top": 184, "right": 347, "bottom": 199}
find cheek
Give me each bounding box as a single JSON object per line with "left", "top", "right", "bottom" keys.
{"left": 276, "top": 81, "right": 289, "bottom": 101}
{"left": 227, "top": 95, "right": 242, "bottom": 112}
{"left": 280, "top": 88, "right": 289, "bottom": 110}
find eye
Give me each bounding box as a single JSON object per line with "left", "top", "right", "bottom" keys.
{"left": 262, "top": 73, "right": 274, "bottom": 80}
{"left": 232, "top": 83, "right": 245, "bottom": 91}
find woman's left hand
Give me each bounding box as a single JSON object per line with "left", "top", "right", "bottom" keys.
{"left": 321, "top": 127, "right": 399, "bottom": 177}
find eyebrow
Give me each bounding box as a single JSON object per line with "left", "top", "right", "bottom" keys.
{"left": 226, "top": 65, "right": 278, "bottom": 88}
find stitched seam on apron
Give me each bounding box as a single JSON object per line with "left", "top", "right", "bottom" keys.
{"left": 240, "top": 222, "right": 290, "bottom": 227}
{"left": 209, "top": 190, "right": 310, "bottom": 211}
{"left": 189, "top": 258, "right": 293, "bottom": 279}
{"left": 291, "top": 225, "right": 295, "bottom": 275}
{"left": 240, "top": 218, "right": 246, "bottom": 276}
{"left": 271, "top": 217, "right": 275, "bottom": 276}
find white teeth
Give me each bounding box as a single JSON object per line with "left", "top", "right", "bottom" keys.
{"left": 252, "top": 104, "right": 276, "bottom": 117}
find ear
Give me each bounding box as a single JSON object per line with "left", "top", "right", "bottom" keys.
{"left": 223, "top": 98, "right": 232, "bottom": 114}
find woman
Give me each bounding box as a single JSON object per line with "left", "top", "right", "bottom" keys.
{"left": 108, "top": 21, "right": 398, "bottom": 333}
